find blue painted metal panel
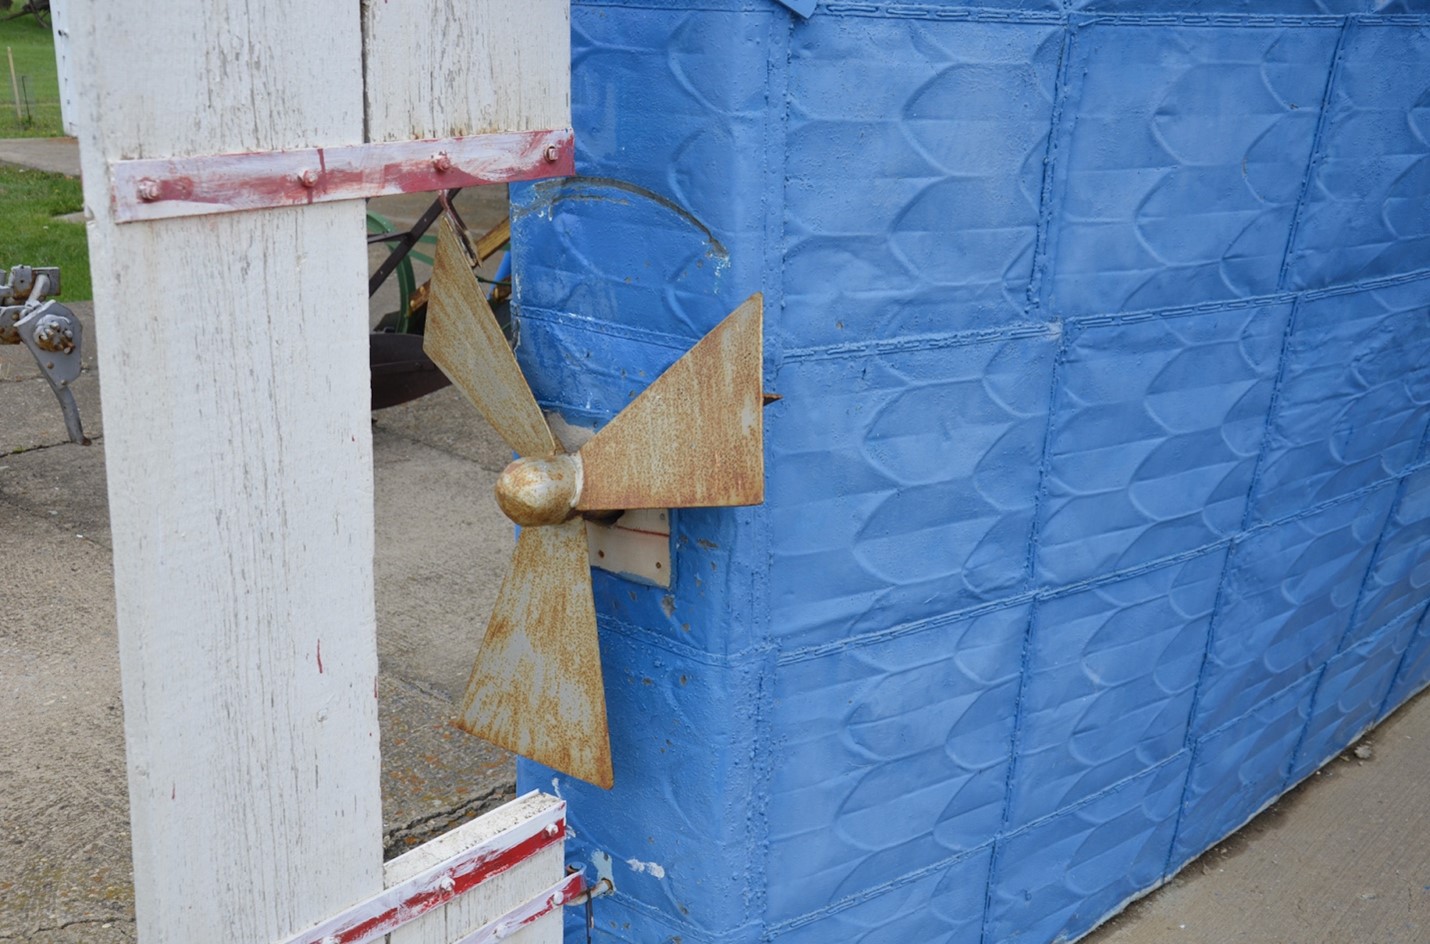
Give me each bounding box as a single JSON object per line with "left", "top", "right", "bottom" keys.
{"left": 503, "top": 3, "right": 1430, "bottom": 941}
{"left": 1008, "top": 551, "right": 1223, "bottom": 826}
{"left": 1042, "top": 21, "right": 1337, "bottom": 315}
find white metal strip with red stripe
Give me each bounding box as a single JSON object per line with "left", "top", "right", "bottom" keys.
{"left": 110, "top": 128, "right": 574, "bottom": 224}
{"left": 275, "top": 795, "right": 568, "bottom": 944}
{"left": 451, "top": 871, "right": 585, "bottom": 944}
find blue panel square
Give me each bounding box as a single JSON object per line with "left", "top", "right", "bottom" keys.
{"left": 766, "top": 605, "right": 1027, "bottom": 922}
{"left": 1250, "top": 278, "right": 1430, "bottom": 523}
{"left": 570, "top": 8, "right": 770, "bottom": 247}
{"left": 1171, "top": 675, "right": 1317, "bottom": 871}
{"left": 1385, "top": 613, "right": 1430, "bottom": 716}
{"left": 511, "top": 179, "right": 741, "bottom": 354}
{"left": 783, "top": 19, "right": 1061, "bottom": 348}
{"left": 1044, "top": 23, "right": 1337, "bottom": 315}
{"left": 1348, "top": 466, "right": 1430, "bottom": 649}
{"left": 1010, "top": 550, "right": 1224, "bottom": 826}
{"left": 770, "top": 846, "right": 992, "bottom": 944}
{"left": 988, "top": 757, "right": 1188, "bottom": 944}
{"left": 522, "top": 631, "right": 767, "bottom": 938}
{"left": 1289, "top": 613, "right": 1420, "bottom": 781}
{"left": 768, "top": 335, "right": 1055, "bottom": 649}
{"left": 1194, "top": 485, "right": 1395, "bottom": 735}
{"left": 1286, "top": 23, "right": 1430, "bottom": 290}
{"left": 1036, "top": 305, "right": 1288, "bottom": 585}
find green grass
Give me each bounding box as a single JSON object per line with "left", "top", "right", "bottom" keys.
{"left": 0, "top": 163, "right": 90, "bottom": 299}
{"left": 0, "top": 14, "right": 62, "bottom": 138}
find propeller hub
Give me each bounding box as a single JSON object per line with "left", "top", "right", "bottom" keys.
{"left": 495, "top": 454, "right": 583, "bottom": 527}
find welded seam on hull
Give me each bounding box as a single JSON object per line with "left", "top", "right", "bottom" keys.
{"left": 777, "top": 265, "right": 1430, "bottom": 364}
{"left": 776, "top": 470, "right": 1430, "bottom": 668}
{"left": 597, "top": 612, "right": 775, "bottom": 669}
{"left": 1377, "top": 606, "right": 1430, "bottom": 721}
{"left": 747, "top": 11, "right": 792, "bottom": 936}
{"left": 980, "top": 600, "right": 1042, "bottom": 944}
{"left": 1276, "top": 16, "right": 1351, "bottom": 293}
{"left": 764, "top": 844, "right": 995, "bottom": 935}
{"left": 978, "top": 16, "right": 1079, "bottom": 944}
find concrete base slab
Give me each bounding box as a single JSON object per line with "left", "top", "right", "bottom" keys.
{"left": 0, "top": 510, "right": 133, "bottom": 939}
{"left": 374, "top": 386, "right": 515, "bottom": 475}
{"left": 0, "top": 138, "right": 81, "bottom": 178}
{"left": 0, "top": 440, "right": 111, "bottom": 548}
{"left": 1085, "top": 694, "right": 1430, "bottom": 944}
{"left": 373, "top": 426, "right": 513, "bottom": 700}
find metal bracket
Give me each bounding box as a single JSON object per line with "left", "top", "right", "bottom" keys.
{"left": 0, "top": 264, "right": 60, "bottom": 302}
{"left": 17, "top": 300, "right": 83, "bottom": 386}
{"left": 547, "top": 414, "right": 674, "bottom": 586}
{"left": 1, "top": 266, "right": 88, "bottom": 444}
{"left": 109, "top": 128, "right": 575, "bottom": 224}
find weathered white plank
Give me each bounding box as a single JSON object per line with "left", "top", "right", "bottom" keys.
{"left": 48, "top": 0, "right": 76, "bottom": 134}
{"left": 363, "top": 0, "right": 570, "bottom": 142}
{"left": 66, "top": 2, "right": 381, "bottom": 942}
{"left": 386, "top": 794, "right": 566, "bottom": 944}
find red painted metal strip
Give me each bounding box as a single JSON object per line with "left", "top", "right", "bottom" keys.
{"left": 450, "top": 872, "right": 585, "bottom": 944}
{"left": 110, "top": 128, "right": 575, "bottom": 224}
{"left": 277, "top": 797, "right": 565, "bottom": 944}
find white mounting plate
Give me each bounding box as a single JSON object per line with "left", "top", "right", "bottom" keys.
{"left": 547, "top": 415, "right": 672, "bottom": 588}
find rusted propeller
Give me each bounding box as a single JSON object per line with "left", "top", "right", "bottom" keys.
{"left": 423, "top": 217, "right": 764, "bottom": 788}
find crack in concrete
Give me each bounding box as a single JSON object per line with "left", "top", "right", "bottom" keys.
{"left": 383, "top": 781, "right": 517, "bottom": 861}
{"left": 371, "top": 422, "right": 511, "bottom": 475}
{"left": 1, "top": 433, "right": 102, "bottom": 458}
{"left": 0, "top": 915, "right": 135, "bottom": 940}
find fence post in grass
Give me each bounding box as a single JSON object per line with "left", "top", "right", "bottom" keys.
{"left": 7, "top": 47, "right": 20, "bottom": 121}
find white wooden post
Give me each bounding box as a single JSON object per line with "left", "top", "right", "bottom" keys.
{"left": 361, "top": 0, "right": 570, "bottom": 142}
{"left": 69, "top": 2, "right": 382, "bottom": 941}
{"left": 69, "top": 0, "right": 574, "bottom": 940}
{"left": 48, "top": 0, "right": 76, "bottom": 135}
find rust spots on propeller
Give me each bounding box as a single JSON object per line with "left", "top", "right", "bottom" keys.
{"left": 575, "top": 294, "right": 765, "bottom": 512}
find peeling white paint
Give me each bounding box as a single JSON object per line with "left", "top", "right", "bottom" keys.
{"left": 625, "top": 858, "right": 666, "bottom": 879}
{"left": 592, "top": 850, "right": 615, "bottom": 887}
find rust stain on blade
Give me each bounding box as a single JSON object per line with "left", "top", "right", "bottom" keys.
{"left": 423, "top": 217, "right": 558, "bottom": 459}
{"left": 576, "top": 293, "right": 764, "bottom": 512}
{"left": 456, "top": 518, "right": 614, "bottom": 789}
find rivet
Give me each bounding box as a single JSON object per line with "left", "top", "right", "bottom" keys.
{"left": 543, "top": 145, "right": 559, "bottom": 163}
{"left": 136, "top": 179, "right": 160, "bottom": 202}
{"left": 544, "top": 822, "right": 560, "bottom": 837}
{"left": 298, "top": 168, "right": 320, "bottom": 189}
{"left": 432, "top": 151, "right": 453, "bottom": 173}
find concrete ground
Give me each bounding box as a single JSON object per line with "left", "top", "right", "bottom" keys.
{"left": 0, "top": 137, "right": 81, "bottom": 178}
{"left": 3, "top": 138, "right": 1428, "bottom": 943}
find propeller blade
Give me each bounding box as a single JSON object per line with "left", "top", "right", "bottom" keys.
{"left": 576, "top": 293, "right": 764, "bottom": 511}
{"left": 456, "top": 518, "right": 614, "bottom": 789}
{"left": 423, "top": 217, "right": 557, "bottom": 458}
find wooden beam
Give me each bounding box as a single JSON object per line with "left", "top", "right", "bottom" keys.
{"left": 362, "top": 0, "right": 570, "bottom": 142}
{"left": 67, "top": 2, "right": 383, "bottom": 940}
